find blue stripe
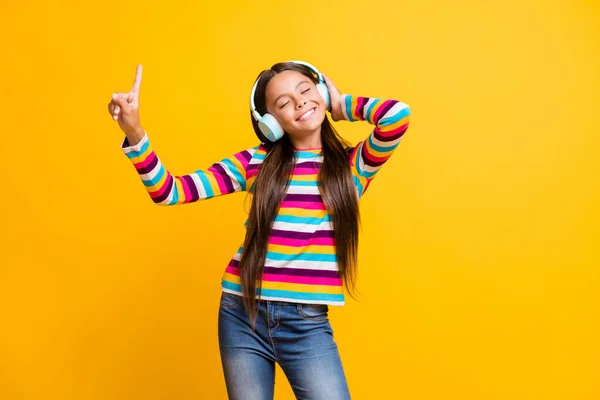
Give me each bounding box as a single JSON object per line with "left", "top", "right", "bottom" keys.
{"left": 354, "top": 143, "right": 365, "bottom": 176}
{"left": 378, "top": 104, "right": 410, "bottom": 127}
{"left": 289, "top": 180, "right": 319, "bottom": 187}
{"left": 295, "top": 151, "right": 322, "bottom": 159}
{"left": 221, "top": 159, "right": 246, "bottom": 191}
{"left": 367, "top": 134, "right": 400, "bottom": 153}
{"left": 275, "top": 215, "right": 328, "bottom": 225}
{"left": 344, "top": 95, "right": 355, "bottom": 122}
{"left": 266, "top": 251, "right": 336, "bottom": 262}
{"left": 196, "top": 171, "right": 214, "bottom": 198}
{"left": 353, "top": 175, "right": 364, "bottom": 198}
{"left": 361, "top": 167, "right": 377, "bottom": 179}
{"left": 221, "top": 281, "right": 345, "bottom": 303}
{"left": 125, "top": 138, "right": 150, "bottom": 158}
{"left": 366, "top": 99, "right": 378, "bottom": 123}
{"left": 168, "top": 183, "right": 179, "bottom": 204}
{"left": 142, "top": 164, "right": 165, "bottom": 187}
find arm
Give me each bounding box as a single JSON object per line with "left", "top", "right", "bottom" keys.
{"left": 121, "top": 131, "right": 259, "bottom": 205}
{"left": 341, "top": 94, "right": 411, "bottom": 195}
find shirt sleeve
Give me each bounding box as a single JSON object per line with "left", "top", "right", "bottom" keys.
{"left": 341, "top": 94, "right": 411, "bottom": 197}
{"left": 120, "top": 131, "right": 259, "bottom": 205}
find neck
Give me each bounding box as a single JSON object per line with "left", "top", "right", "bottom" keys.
{"left": 289, "top": 129, "right": 322, "bottom": 150}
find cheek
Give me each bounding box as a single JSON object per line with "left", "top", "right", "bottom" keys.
{"left": 277, "top": 108, "right": 297, "bottom": 126}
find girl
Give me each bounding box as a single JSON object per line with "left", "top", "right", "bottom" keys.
{"left": 108, "top": 61, "right": 411, "bottom": 399}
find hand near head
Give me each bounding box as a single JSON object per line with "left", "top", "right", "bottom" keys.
{"left": 108, "top": 64, "right": 144, "bottom": 137}
{"left": 322, "top": 73, "right": 344, "bottom": 122}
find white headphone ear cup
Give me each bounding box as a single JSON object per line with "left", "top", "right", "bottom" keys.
{"left": 316, "top": 82, "right": 331, "bottom": 111}
{"left": 258, "top": 113, "right": 284, "bottom": 142}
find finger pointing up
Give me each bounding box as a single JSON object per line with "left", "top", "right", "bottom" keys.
{"left": 131, "top": 64, "right": 142, "bottom": 97}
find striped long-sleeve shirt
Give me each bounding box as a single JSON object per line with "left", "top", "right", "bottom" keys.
{"left": 121, "top": 94, "right": 411, "bottom": 305}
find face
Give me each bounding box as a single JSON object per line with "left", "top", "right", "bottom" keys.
{"left": 264, "top": 70, "right": 326, "bottom": 139}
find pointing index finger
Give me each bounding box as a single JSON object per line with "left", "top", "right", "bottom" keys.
{"left": 131, "top": 64, "right": 142, "bottom": 95}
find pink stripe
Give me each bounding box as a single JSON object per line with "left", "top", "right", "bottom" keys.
{"left": 133, "top": 151, "right": 157, "bottom": 170}
{"left": 148, "top": 174, "right": 172, "bottom": 198}
{"left": 180, "top": 177, "right": 192, "bottom": 202}
{"left": 379, "top": 121, "right": 409, "bottom": 136}
{"left": 280, "top": 201, "right": 325, "bottom": 210}
{"left": 207, "top": 166, "right": 229, "bottom": 193}
{"left": 226, "top": 265, "right": 341, "bottom": 287}
{"left": 269, "top": 236, "right": 335, "bottom": 247}
{"left": 292, "top": 167, "right": 318, "bottom": 175}
{"left": 363, "top": 143, "right": 389, "bottom": 163}
{"left": 234, "top": 152, "right": 247, "bottom": 167}
{"left": 226, "top": 265, "right": 240, "bottom": 276}
{"left": 263, "top": 273, "right": 342, "bottom": 286}
{"left": 373, "top": 99, "right": 393, "bottom": 123}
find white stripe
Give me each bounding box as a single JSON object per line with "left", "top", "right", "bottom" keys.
{"left": 219, "top": 162, "right": 243, "bottom": 192}
{"left": 369, "top": 133, "right": 404, "bottom": 150}
{"left": 363, "top": 98, "right": 377, "bottom": 119}
{"left": 190, "top": 173, "right": 208, "bottom": 199}
{"left": 286, "top": 184, "right": 321, "bottom": 195}
{"left": 121, "top": 131, "right": 149, "bottom": 154}
{"left": 139, "top": 160, "right": 163, "bottom": 181}
{"left": 273, "top": 221, "right": 333, "bottom": 232}
{"left": 296, "top": 154, "right": 323, "bottom": 162}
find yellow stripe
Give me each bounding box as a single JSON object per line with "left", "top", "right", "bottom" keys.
{"left": 230, "top": 156, "right": 247, "bottom": 181}
{"left": 366, "top": 98, "right": 384, "bottom": 122}
{"left": 351, "top": 96, "right": 360, "bottom": 119}
{"left": 147, "top": 168, "right": 169, "bottom": 193}
{"left": 199, "top": 171, "right": 221, "bottom": 195}
{"left": 222, "top": 273, "right": 343, "bottom": 294}
{"left": 246, "top": 176, "right": 256, "bottom": 189}
{"left": 173, "top": 177, "right": 185, "bottom": 203}
{"left": 278, "top": 208, "right": 327, "bottom": 218}
{"left": 292, "top": 174, "right": 318, "bottom": 181}
{"left": 268, "top": 243, "right": 336, "bottom": 255}
{"left": 379, "top": 113, "right": 411, "bottom": 132}
{"left": 364, "top": 140, "right": 392, "bottom": 159}
{"left": 129, "top": 143, "right": 154, "bottom": 163}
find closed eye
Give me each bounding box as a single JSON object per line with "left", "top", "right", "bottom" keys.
{"left": 280, "top": 88, "right": 311, "bottom": 109}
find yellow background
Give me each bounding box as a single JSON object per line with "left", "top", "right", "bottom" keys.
{"left": 1, "top": 0, "right": 599, "bottom": 398}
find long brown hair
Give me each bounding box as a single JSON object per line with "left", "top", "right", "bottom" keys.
{"left": 239, "top": 62, "right": 361, "bottom": 329}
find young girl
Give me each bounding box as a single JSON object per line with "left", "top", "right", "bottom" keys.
{"left": 108, "top": 61, "right": 411, "bottom": 399}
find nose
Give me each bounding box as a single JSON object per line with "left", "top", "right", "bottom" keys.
{"left": 296, "top": 100, "right": 307, "bottom": 109}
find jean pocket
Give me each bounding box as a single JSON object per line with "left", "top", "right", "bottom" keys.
{"left": 298, "top": 303, "right": 329, "bottom": 321}
{"left": 220, "top": 292, "right": 242, "bottom": 309}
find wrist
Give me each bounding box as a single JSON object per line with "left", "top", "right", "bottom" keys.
{"left": 124, "top": 127, "right": 145, "bottom": 146}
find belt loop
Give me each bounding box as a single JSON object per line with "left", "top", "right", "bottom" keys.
{"left": 296, "top": 303, "right": 302, "bottom": 311}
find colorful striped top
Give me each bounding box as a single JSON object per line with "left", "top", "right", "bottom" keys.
{"left": 121, "top": 94, "right": 411, "bottom": 305}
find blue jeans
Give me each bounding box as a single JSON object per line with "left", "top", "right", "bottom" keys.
{"left": 218, "top": 291, "right": 352, "bottom": 399}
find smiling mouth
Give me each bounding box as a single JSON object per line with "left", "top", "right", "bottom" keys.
{"left": 297, "top": 107, "right": 317, "bottom": 121}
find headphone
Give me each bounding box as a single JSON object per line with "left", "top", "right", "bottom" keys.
{"left": 250, "top": 60, "right": 332, "bottom": 143}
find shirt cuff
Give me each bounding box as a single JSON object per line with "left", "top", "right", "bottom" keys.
{"left": 121, "top": 131, "right": 149, "bottom": 154}
{"left": 340, "top": 94, "right": 352, "bottom": 121}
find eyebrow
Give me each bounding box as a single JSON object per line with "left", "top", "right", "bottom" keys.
{"left": 273, "top": 80, "right": 311, "bottom": 107}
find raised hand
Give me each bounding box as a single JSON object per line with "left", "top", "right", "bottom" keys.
{"left": 108, "top": 64, "right": 144, "bottom": 139}
{"left": 322, "top": 73, "right": 344, "bottom": 122}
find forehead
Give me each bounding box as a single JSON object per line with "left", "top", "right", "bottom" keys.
{"left": 265, "top": 70, "right": 311, "bottom": 99}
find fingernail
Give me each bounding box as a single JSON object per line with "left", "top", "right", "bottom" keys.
{"left": 112, "top": 93, "right": 117, "bottom": 99}
{"left": 113, "top": 115, "right": 118, "bottom": 120}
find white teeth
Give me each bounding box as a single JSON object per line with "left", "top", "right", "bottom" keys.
{"left": 298, "top": 108, "right": 315, "bottom": 121}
